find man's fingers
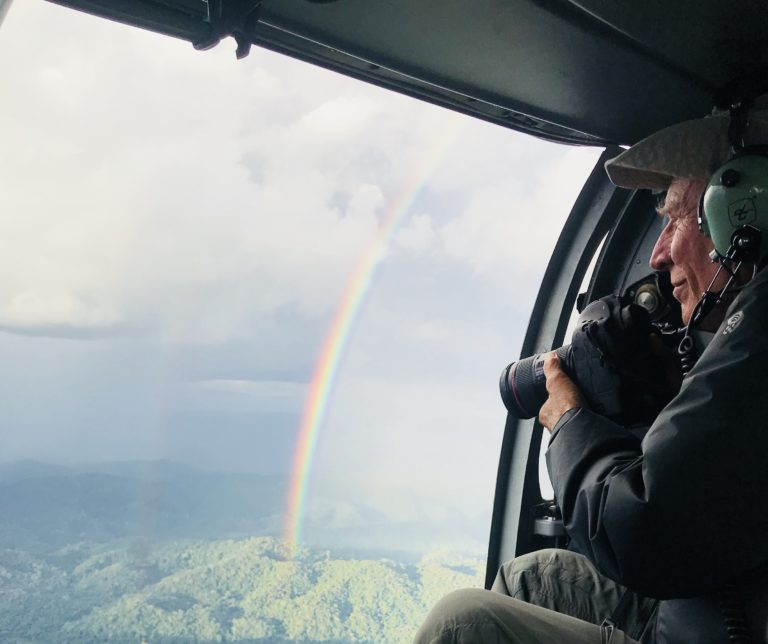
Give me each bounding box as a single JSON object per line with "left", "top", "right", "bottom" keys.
{"left": 539, "top": 351, "right": 584, "bottom": 432}
{"left": 542, "top": 352, "right": 560, "bottom": 377}
{"left": 543, "top": 352, "right": 570, "bottom": 393}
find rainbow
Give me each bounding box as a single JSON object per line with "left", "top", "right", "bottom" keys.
{"left": 284, "top": 115, "right": 463, "bottom": 556}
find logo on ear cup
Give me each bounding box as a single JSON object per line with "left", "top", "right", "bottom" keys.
{"left": 729, "top": 196, "right": 758, "bottom": 227}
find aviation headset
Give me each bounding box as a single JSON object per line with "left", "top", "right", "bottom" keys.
{"left": 698, "top": 101, "right": 768, "bottom": 265}
{"left": 671, "top": 99, "right": 768, "bottom": 345}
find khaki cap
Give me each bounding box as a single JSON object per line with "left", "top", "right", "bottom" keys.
{"left": 605, "top": 96, "right": 768, "bottom": 191}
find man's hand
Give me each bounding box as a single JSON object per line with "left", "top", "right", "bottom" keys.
{"left": 539, "top": 352, "right": 585, "bottom": 432}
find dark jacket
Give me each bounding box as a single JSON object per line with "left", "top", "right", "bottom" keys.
{"left": 546, "top": 266, "right": 768, "bottom": 644}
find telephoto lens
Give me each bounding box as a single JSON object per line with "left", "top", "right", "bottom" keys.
{"left": 498, "top": 295, "right": 679, "bottom": 426}
{"left": 499, "top": 345, "right": 572, "bottom": 419}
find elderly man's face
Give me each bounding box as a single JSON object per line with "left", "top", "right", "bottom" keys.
{"left": 649, "top": 178, "right": 727, "bottom": 324}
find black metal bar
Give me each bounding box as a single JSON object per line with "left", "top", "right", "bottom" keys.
{"left": 485, "top": 147, "right": 631, "bottom": 588}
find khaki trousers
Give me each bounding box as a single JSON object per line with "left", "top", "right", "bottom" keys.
{"left": 414, "top": 549, "right": 657, "bottom": 644}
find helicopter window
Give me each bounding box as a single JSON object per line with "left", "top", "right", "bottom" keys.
{"left": 0, "top": 2, "right": 601, "bottom": 641}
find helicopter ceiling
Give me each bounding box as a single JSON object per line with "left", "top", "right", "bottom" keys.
{"left": 44, "top": 0, "right": 768, "bottom": 146}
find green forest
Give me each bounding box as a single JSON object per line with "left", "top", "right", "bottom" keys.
{"left": 0, "top": 463, "right": 485, "bottom": 643}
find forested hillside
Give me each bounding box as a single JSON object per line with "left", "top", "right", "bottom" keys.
{"left": 0, "top": 463, "right": 485, "bottom": 643}
{"left": 0, "top": 537, "right": 484, "bottom": 643}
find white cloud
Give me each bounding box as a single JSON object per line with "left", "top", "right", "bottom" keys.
{"left": 0, "top": 2, "right": 475, "bottom": 342}
{"left": 395, "top": 213, "right": 436, "bottom": 253}
{"left": 190, "top": 379, "right": 307, "bottom": 412}
{"left": 0, "top": 0, "right": 602, "bottom": 545}
{"left": 1, "top": 291, "right": 118, "bottom": 328}
{"left": 438, "top": 146, "right": 601, "bottom": 274}
{"left": 297, "top": 95, "right": 381, "bottom": 142}
{"left": 194, "top": 378, "right": 306, "bottom": 395}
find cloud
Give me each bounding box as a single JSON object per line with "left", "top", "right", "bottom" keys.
{"left": 296, "top": 95, "right": 382, "bottom": 142}
{"left": 0, "top": 2, "right": 477, "bottom": 343}
{"left": 395, "top": 213, "right": 436, "bottom": 253}
{"left": 0, "top": 0, "right": 604, "bottom": 539}
{"left": 1, "top": 291, "right": 119, "bottom": 329}
{"left": 438, "top": 146, "right": 602, "bottom": 274}
{"left": 190, "top": 378, "right": 307, "bottom": 412}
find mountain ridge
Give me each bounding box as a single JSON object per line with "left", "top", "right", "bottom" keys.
{"left": 0, "top": 535, "right": 484, "bottom": 643}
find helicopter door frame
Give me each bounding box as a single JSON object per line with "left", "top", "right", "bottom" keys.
{"left": 484, "top": 146, "right": 633, "bottom": 587}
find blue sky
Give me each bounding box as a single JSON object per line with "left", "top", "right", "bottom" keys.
{"left": 0, "top": 1, "right": 601, "bottom": 549}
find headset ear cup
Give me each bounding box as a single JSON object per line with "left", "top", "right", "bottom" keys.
{"left": 703, "top": 149, "right": 768, "bottom": 260}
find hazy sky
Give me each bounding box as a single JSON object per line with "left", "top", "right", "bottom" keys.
{"left": 0, "top": 1, "right": 602, "bottom": 547}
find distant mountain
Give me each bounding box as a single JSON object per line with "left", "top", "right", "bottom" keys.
{"left": 0, "top": 461, "right": 288, "bottom": 551}
{"left": 0, "top": 461, "right": 488, "bottom": 642}
{"left": 0, "top": 536, "right": 485, "bottom": 643}
{"left": 0, "top": 461, "right": 490, "bottom": 558}
{"left": 0, "top": 460, "right": 76, "bottom": 481}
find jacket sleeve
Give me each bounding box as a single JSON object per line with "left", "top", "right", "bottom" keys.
{"left": 546, "top": 272, "right": 768, "bottom": 599}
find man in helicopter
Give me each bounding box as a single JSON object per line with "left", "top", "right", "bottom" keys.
{"left": 415, "top": 96, "right": 768, "bottom": 644}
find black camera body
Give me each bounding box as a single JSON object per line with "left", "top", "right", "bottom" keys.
{"left": 500, "top": 295, "right": 680, "bottom": 426}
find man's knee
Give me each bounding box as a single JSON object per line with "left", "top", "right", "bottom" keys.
{"left": 492, "top": 548, "right": 577, "bottom": 597}
{"left": 414, "top": 588, "right": 515, "bottom": 643}
{"left": 492, "top": 548, "right": 624, "bottom": 624}
{"left": 492, "top": 548, "right": 598, "bottom": 608}
{"left": 413, "top": 586, "right": 621, "bottom": 644}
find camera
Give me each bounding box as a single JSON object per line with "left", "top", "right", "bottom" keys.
{"left": 499, "top": 295, "right": 680, "bottom": 426}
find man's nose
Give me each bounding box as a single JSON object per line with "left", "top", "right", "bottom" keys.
{"left": 649, "top": 222, "right": 672, "bottom": 271}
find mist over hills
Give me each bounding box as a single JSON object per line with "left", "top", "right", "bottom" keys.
{"left": 0, "top": 460, "right": 488, "bottom": 559}
{"left": 0, "top": 461, "right": 486, "bottom": 643}
{"left": 0, "top": 461, "right": 287, "bottom": 551}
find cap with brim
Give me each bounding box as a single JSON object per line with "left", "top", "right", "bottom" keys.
{"left": 605, "top": 103, "right": 768, "bottom": 192}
